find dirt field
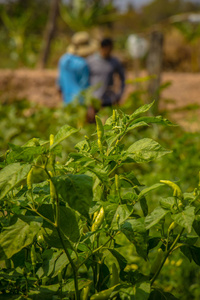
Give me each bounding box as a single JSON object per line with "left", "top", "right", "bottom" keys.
{"left": 0, "top": 69, "right": 200, "bottom": 132}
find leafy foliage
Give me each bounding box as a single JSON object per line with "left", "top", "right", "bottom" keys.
{"left": 0, "top": 102, "right": 200, "bottom": 299}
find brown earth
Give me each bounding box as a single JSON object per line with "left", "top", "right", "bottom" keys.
{"left": 0, "top": 69, "right": 200, "bottom": 132}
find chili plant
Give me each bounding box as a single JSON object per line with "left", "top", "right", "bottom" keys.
{"left": 0, "top": 102, "right": 200, "bottom": 300}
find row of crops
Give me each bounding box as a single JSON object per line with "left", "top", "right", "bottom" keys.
{"left": 0, "top": 98, "right": 200, "bottom": 299}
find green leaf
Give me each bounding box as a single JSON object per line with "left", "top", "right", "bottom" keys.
{"left": 145, "top": 207, "right": 168, "bottom": 230}
{"left": 108, "top": 248, "right": 127, "bottom": 270}
{"left": 63, "top": 279, "right": 92, "bottom": 292}
{"left": 127, "top": 121, "right": 149, "bottom": 133}
{"left": 180, "top": 245, "right": 192, "bottom": 262}
{"left": 138, "top": 183, "right": 164, "bottom": 201}
{"left": 104, "top": 204, "right": 133, "bottom": 229}
{"left": 149, "top": 289, "right": 179, "bottom": 299}
{"left": 159, "top": 197, "right": 175, "bottom": 210}
{"left": 23, "top": 138, "right": 48, "bottom": 147}
{"left": 39, "top": 204, "right": 80, "bottom": 248}
{"left": 0, "top": 163, "right": 31, "bottom": 200}
{"left": 50, "top": 125, "right": 79, "bottom": 149}
{"left": 181, "top": 245, "right": 200, "bottom": 266}
{"left": 7, "top": 143, "right": 45, "bottom": 163}
{"left": 52, "top": 252, "right": 69, "bottom": 278}
{"left": 37, "top": 249, "right": 68, "bottom": 278}
{"left": 125, "top": 138, "right": 171, "bottom": 163}
{"left": 52, "top": 174, "right": 93, "bottom": 218}
{"left": 120, "top": 218, "right": 148, "bottom": 259}
{"left": 0, "top": 215, "right": 42, "bottom": 260}
{"left": 36, "top": 249, "right": 61, "bottom": 278}
{"left": 193, "top": 219, "right": 200, "bottom": 236}
{"left": 29, "top": 284, "right": 60, "bottom": 299}
{"left": 131, "top": 116, "right": 176, "bottom": 127}
{"left": 147, "top": 237, "right": 161, "bottom": 253}
{"left": 190, "top": 246, "right": 200, "bottom": 266}
{"left": 130, "top": 102, "right": 154, "bottom": 120}
{"left": 171, "top": 206, "right": 195, "bottom": 233}
{"left": 180, "top": 235, "right": 198, "bottom": 245}
{"left": 140, "top": 197, "right": 148, "bottom": 217}
{"left": 120, "top": 171, "right": 143, "bottom": 187}
{"left": 133, "top": 281, "right": 151, "bottom": 300}
{"left": 119, "top": 281, "right": 150, "bottom": 300}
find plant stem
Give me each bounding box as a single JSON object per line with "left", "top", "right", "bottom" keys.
{"left": 54, "top": 190, "right": 79, "bottom": 300}
{"left": 78, "top": 233, "right": 117, "bottom": 269}
{"left": 151, "top": 228, "right": 184, "bottom": 285}
{"left": 56, "top": 226, "right": 80, "bottom": 300}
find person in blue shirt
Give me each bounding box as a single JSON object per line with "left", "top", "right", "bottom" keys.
{"left": 57, "top": 32, "right": 97, "bottom": 105}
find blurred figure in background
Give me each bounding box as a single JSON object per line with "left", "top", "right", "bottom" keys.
{"left": 57, "top": 32, "right": 97, "bottom": 105}
{"left": 87, "top": 37, "right": 125, "bottom": 107}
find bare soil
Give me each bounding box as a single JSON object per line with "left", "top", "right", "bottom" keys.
{"left": 0, "top": 69, "right": 200, "bottom": 132}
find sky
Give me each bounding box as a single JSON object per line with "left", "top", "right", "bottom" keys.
{"left": 114, "top": 0, "right": 200, "bottom": 11}
{"left": 114, "top": 0, "right": 151, "bottom": 11}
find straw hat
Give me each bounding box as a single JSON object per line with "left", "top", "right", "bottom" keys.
{"left": 67, "top": 32, "right": 98, "bottom": 57}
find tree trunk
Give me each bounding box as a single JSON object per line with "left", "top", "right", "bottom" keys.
{"left": 146, "top": 30, "right": 164, "bottom": 113}
{"left": 38, "top": 0, "right": 60, "bottom": 69}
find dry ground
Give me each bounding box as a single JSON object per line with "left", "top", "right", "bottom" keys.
{"left": 0, "top": 69, "right": 200, "bottom": 132}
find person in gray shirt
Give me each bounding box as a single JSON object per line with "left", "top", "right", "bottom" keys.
{"left": 87, "top": 38, "right": 125, "bottom": 107}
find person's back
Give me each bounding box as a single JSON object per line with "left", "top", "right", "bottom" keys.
{"left": 57, "top": 32, "right": 97, "bottom": 105}
{"left": 87, "top": 38, "right": 125, "bottom": 106}
{"left": 58, "top": 53, "right": 89, "bottom": 104}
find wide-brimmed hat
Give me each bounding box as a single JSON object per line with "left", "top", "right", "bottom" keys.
{"left": 67, "top": 31, "right": 98, "bottom": 57}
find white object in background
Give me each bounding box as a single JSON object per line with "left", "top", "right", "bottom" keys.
{"left": 127, "top": 34, "right": 148, "bottom": 59}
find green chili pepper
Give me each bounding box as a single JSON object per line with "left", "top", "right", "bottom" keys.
{"left": 31, "top": 244, "right": 36, "bottom": 276}
{"left": 150, "top": 248, "right": 164, "bottom": 276}
{"left": 81, "top": 285, "right": 90, "bottom": 300}
{"left": 49, "top": 171, "right": 56, "bottom": 201}
{"left": 116, "top": 214, "right": 120, "bottom": 224}
{"left": 50, "top": 134, "right": 54, "bottom": 146}
{"left": 92, "top": 207, "right": 104, "bottom": 232}
{"left": 115, "top": 174, "right": 119, "bottom": 191}
{"left": 58, "top": 270, "right": 62, "bottom": 284}
{"left": 90, "top": 284, "right": 119, "bottom": 300}
{"left": 95, "top": 115, "right": 104, "bottom": 140}
{"left": 27, "top": 168, "right": 33, "bottom": 190}
{"left": 112, "top": 109, "right": 116, "bottom": 123}
{"left": 110, "top": 263, "right": 119, "bottom": 287}
{"left": 95, "top": 116, "right": 104, "bottom": 152}
{"left": 160, "top": 180, "right": 183, "bottom": 200}
{"left": 49, "top": 134, "right": 55, "bottom": 167}
{"left": 168, "top": 221, "right": 176, "bottom": 233}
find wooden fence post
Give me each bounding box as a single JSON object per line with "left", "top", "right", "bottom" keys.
{"left": 146, "top": 30, "right": 164, "bottom": 113}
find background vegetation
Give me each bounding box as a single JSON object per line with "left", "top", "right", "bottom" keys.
{"left": 0, "top": 0, "right": 200, "bottom": 299}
